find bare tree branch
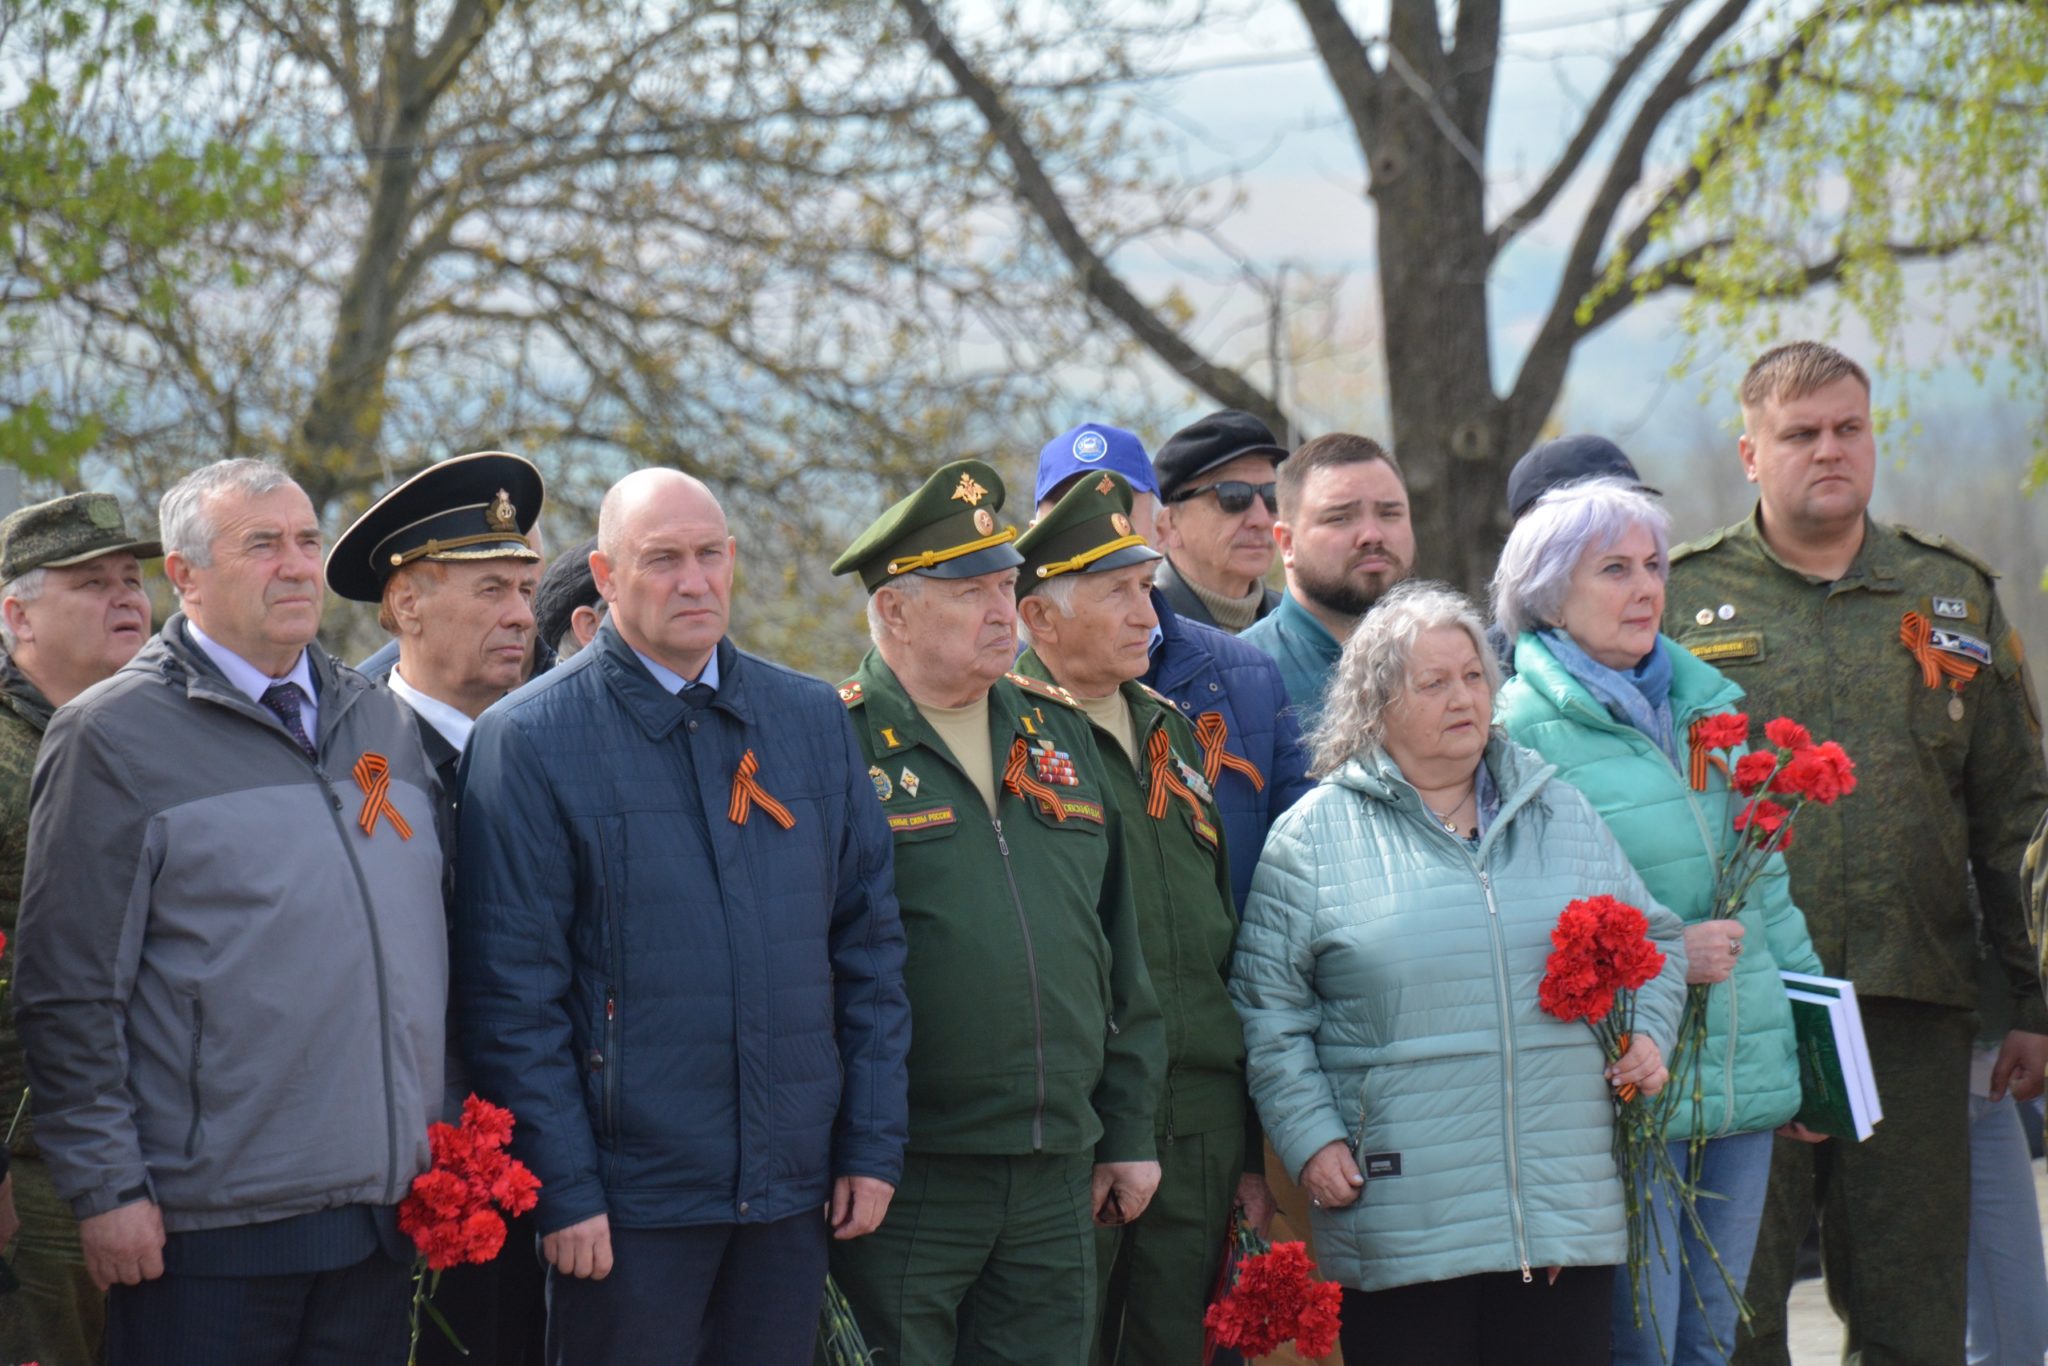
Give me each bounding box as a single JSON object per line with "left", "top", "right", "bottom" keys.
{"left": 1292, "top": 0, "right": 1383, "bottom": 172}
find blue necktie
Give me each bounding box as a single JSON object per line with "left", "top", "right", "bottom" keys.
{"left": 262, "top": 682, "right": 315, "bottom": 755}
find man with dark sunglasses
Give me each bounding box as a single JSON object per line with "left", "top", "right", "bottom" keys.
{"left": 1150, "top": 411, "right": 1289, "bottom": 634}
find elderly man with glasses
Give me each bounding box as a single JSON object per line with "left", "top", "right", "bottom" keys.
{"left": 1150, "top": 410, "right": 1289, "bottom": 635}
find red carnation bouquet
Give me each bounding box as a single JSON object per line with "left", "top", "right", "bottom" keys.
{"left": 1538, "top": 896, "right": 1673, "bottom": 1320}
{"left": 1203, "top": 1212, "right": 1342, "bottom": 1361}
{"left": 398, "top": 1094, "right": 542, "bottom": 1364}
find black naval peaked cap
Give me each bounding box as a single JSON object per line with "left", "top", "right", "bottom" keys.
{"left": 325, "top": 450, "right": 544, "bottom": 604}
{"left": 830, "top": 459, "right": 1026, "bottom": 593}
{"left": 1013, "top": 469, "right": 1160, "bottom": 597}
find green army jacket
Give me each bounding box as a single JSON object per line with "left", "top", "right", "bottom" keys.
{"left": 1014, "top": 651, "right": 1248, "bottom": 1146}
{"left": 1665, "top": 510, "right": 2048, "bottom": 1032}
{"left": 840, "top": 651, "right": 1165, "bottom": 1162}
{"left": 0, "top": 656, "right": 52, "bottom": 1157}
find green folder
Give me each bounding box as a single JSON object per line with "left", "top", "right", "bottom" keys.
{"left": 1781, "top": 972, "right": 1882, "bottom": 1141}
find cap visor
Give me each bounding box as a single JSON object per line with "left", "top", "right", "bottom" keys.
{"left": 909, "top": 542, "right": 1027, "bottom": 581}
{"left": 40, "top": 538, "right": 164, "bottom": 569}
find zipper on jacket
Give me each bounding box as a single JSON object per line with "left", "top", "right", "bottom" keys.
{"left": 602, "top": 988, "right": 620, "bottom": 1139}
{"left": 1477, "top": 867, "right": 1533, "bottom": 1282}
{"left": 183, "top": 994, "right": 205, "bottom": 1160}
{"left": 992, "top": 818, "right": 1049, "bottom": 1151}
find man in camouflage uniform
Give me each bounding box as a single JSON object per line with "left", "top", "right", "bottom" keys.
{"left": 1012, "top": 472, "right": 1250, "bottom": 1364}
{"left": 1665, "top": 341, "right": 2048, "bottom": 1366}
{"left": 827, "top": 459, "right": 1166, "bottom": 1365}
{"left": 0, "top": 492, "right": 161, "bottom": 1365}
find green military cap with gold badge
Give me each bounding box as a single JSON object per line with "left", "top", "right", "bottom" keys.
{"left": 0, "top": 491, "right": 162, "bottom": 582}
{"left": 1013, "top": 469, "right": 1160, "bottom": 597}
{"left": 829, "top": 458, "right": 1025, "bottom": 592}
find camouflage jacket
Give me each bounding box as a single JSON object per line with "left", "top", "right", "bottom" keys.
{"left": 0, "top": 655, "right": 52, "bottom": 1154}
{"left": 1666, "top": 509, "right": 2048, "bottom": 1032}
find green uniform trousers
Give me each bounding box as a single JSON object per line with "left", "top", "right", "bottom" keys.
{"left": 1094, "top": 1124, "right": 1242, "bottom": 1366}
{"left": 0, "top": 1156, "right": 104, "bottom": 1366}
{"left": 1734, "top": 998, "right": 1973, "bottom": 1366}
{"left": 831, "top": 1151, "right": 1097, "bottom": 1366}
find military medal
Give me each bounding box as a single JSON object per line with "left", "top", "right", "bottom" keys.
{"left": 1032, "top": 741, "right": 1079, "bottom": 786}
{"left": 1949, "top": 695, "right": 1965, "bottom": 721}
{"left": 869, "top": 765, "right": 892, "bottom": 801}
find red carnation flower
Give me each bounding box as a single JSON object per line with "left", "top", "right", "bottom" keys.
{"left": 1693, "top": 712, "right": 1750, "bottom": 752}
{"left": 1734, "top": 796, "right": 1791, "bottom": 841}
{"left": 1775, "top": 741, "right": 1857, "bottom": 805}
{"left": 1732, "top": 752, "right": 1777, "bottom": 795}
{"left": 1763, "top": 717, "right": 1813, "bottom": 752}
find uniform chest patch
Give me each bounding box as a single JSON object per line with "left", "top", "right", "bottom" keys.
{"left": 887, "top": 805, "right": 956, "bottom": 834}
{"left": 1686, "top": 633, "right": 1762, "bottom": 664}
{"left": 1932, "top": 596, "right": 1969, "bottom": 619}
{"left": 1929, "top": 627, "right": 1992, "bottom": 666}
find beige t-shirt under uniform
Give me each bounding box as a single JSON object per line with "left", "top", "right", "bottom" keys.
{"left": 916, "top": 692, "right": 998, "bottom": 814}
{"left": 1073, "top": 689, "right": 1137, "bottom": 765}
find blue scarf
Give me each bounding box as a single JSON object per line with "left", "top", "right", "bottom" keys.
{"left": 1541, "top": 629, "right": 1678, "bottom": 760}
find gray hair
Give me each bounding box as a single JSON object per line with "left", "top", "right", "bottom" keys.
{"left": 159, "top": 459, "right": 296, "bottom": 568}
{"left": 865, "top": 571, "right": 931, "bottom": 648}
{"left": 1489, "top": 477, "right": 1670, "bottom": 642}
{"left": 0, "top": 568, "right": 48, "bottom": 652}
{"left": 1306, "top": 579, "right": 1500, "bottom": 778}
{"left": 554, "top": 599, "right": 610, "bottom": 663}
{"left": 1014, "top": 574, "right": 1081, "bottom": 646}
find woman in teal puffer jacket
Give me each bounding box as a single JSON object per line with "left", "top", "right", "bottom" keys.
{"left": 1230, "top": 581, "right": 1688, "bottom": 1366}
{"left": 1492, "top": 476, "right": 1824, "bottom": 1366}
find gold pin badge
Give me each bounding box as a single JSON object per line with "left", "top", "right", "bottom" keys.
{"left": 869, "top": 765, "right": 892, "bottom": 801}
{"left": 951, "top": 472, "right": 988, "bottom": 506}
{"left": 973, "top": 508, "right": 996, "bottom": 535}
{"left": 1095, "top": 474, "right": 1116, "bottom": 495}
{"left": 1695, "top": 608, "right": 1714, "bottom": 626}
{"left": 487, "top": 489, "right": 518, "bottom": 532}
{"left": 1111, "top": 512, "right": 1132, "bottom": 536}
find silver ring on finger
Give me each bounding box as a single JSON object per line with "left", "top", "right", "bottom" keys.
{"left": 1311, "top": 1198, "right": 1323, "bottom": 1207}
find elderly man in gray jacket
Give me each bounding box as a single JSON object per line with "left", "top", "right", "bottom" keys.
{"left": 15, "top": 459, "right": 448, "bottom": 1366}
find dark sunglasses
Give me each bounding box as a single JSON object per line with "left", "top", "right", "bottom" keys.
{"left": 1169, "top": 480, "right": 1278, "bottom": 515}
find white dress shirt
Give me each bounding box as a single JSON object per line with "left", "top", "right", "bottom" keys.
{"left": 186, "top": 619, "right": 320, "bottom": 740}
{"left": 389, "top": 669, "right": 475, "bottom": 753}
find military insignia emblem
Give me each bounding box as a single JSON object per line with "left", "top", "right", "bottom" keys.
{"left": 1933, "top": 596, "right": 1969, "bottom": 619}
{"left": 86, "top": 498, "right": 121, "bottom": 529}
{"left": 1929, "top": 627, "right": 1992, "bottom": 666}
{"left": 1111, "top": 512, "right": 1132, "bottom": 536}
{"left": 880, "top": 726, "right": 902, "bottom": 749}
{"left": 486, "top": 488, "right": 518, "bottom": 532}
{"left": 973, "top": 507, "right": 996, "bottom": 535}
{"left": 1073, "top": 430, "right": 1108, "bottom": 462}
{"left": 1095, "top": 474, "right": 1116, "bottom": 495}
{"left": 1177, "top": 757, "right": 1213, "bottom": 803}
{"left": 1694, "top": 608, "right": 1713, "bottom": 626}
{"left": 900, "top": 767, "right": 920, "bottom": 797}
{"left": 951, "top": 472, "right": 988, "bottom": 506}
{"left": 869, "top": 765, "right": 892, "bottom": 801}
{"left": 838, "top": 680, "right": 864, "bottom": 705}
{"left": 1716, "top": 604, "right": 1736, "bottom": 621}
{"left": 1949, "top": 695, "right": 1966, "bottom": 721}
{"left": 1033, "top": 741, "right": 1079, "bottom": 787}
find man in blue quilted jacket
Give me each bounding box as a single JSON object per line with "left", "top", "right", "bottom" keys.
{"left": 453, "top": 468, "right": 911, "bottom": 1365}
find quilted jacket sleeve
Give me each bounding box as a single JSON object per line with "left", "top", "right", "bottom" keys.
{"left": 1230, "top": 809, "right": 1349, "bottom": 1182}
{"left": 453, "top": 715, "right": 605, "bottom": 1234}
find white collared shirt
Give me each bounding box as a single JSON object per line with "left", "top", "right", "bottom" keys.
{"left": 628, "top": 641, "right": 721, "bottom": 697}
{"left": 186, "top": 619, "right": 320, "bottom": 739}
{"left": 389, "top": 669, "right": 474, "bottom": 753}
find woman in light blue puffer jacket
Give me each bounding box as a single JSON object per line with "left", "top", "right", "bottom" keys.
{"left": 1230, "top": 581, "right": 1688, "bottom": 1366}
{"left": 1492, "top": 476, "right": 1823, "bottom": 1366}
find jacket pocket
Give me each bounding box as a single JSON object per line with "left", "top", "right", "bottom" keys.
{"left": 884, "top": 804, "right": 966, "bottom": 844}
{"left": 183, "top": 990, "right": 205, "bottom": 1160}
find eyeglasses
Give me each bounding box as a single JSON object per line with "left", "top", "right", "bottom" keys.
{"left": 1169, "top": 481, "right": 1278, "bottom": 515}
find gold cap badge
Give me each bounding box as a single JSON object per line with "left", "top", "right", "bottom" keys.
{"left": 487, "top": 489, "right": 518, "bottom": 532}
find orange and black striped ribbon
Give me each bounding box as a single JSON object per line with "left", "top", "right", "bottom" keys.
{"left": 1685, "top": 720, "right": 1712, "bottom": 792}
{"left": 1003, "top": 737, "right": 1067, "bottom": 821}
{"left": 1146, "top": 728, "right": 1206, "bottom": 823}
{"left": 1900, "top": 610, "right": 1979, "bottom": 692}
{"left": 1192, "top": 712, "right": 1265, "bottom": 792}
{"left": 729, "top": 749, "right": 796, "bottom": 829}
{"left": 352, "top": 752, "right": 413, "bottom": 841}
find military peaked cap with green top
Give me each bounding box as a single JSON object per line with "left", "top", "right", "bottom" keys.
{"left": 829, "top": 458, "right": 1025, "bottom": 592}
{"left": 0, "top": 492, "right": 161, "bottom": 583}
{"left": 325, "top": 450, "right": 544, "bottom": 603}
{"left": 1013, "top": 469, "right": 1160, "bottom": 597}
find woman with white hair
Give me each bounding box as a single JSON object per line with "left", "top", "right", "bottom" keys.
{"left": 1229, "top": 580, "right": 1687, "bottom": 1365}
{"left": 1492, "top": 476, "right": 1823, "bottom": 1365}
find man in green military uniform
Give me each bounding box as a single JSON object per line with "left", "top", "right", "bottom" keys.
{"left": 1664, "top": 341, "right": 2048, "bottom": 1366}
{"left": 1011, "top": 471, "right": 1256, "bottom": 1364}
{"left": 827, "top": 459, "right": 1166, "bottom": 1365}
{"left": 0, "top": 492, "right": 161, "bottom": 1365}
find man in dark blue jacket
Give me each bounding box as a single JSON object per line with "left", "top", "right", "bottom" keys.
{"left": 454, "top": 468, "right": 910, "bottom": 1365}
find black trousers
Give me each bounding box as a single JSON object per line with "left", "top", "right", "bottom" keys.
{"left": 544, "top": 1214, "right": 828, "bottom": 1366}
{"left": 1338, "top": 1266, "right": 1617, "bottom": 1366}
{"left": 106, "top": 1248, "right": 413, "bottom": 1366}
{"left": 417, "top": 1210, "right": 546, "bottom": 1366}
